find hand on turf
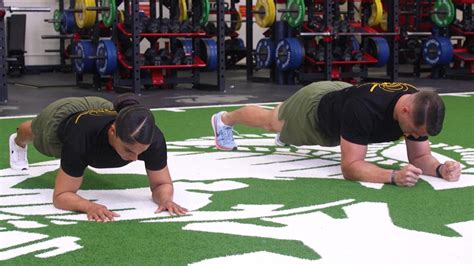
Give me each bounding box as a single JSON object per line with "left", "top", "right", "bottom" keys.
{"left": 395, "top": 164, "right": 422, "bottom": 187}
{"left": 155, "top": 200, "right": 188, "bottom": 216}
{"left": 86, "top": 203, "right": 120, "bottom": 222}
{"left": 440, "top": 161, "right": 461, "bottom": 182}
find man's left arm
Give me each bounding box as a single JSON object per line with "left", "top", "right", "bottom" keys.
{"left": 147, "top": 166, "right": 188, "bottom": 215}
{"left": 405, "top": 138, "right": 461, "bottom": 181}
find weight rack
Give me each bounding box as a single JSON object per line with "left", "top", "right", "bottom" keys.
{"left": 114, "top": 0, "right": 226, "bottom": 94}
{"left": 246, "top": 0, "right": 400, "bottom": 84}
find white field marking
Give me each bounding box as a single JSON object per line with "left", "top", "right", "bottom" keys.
{"left": 0, "top": 236, "right": 82, "bottom": 260}
{"left": 8, "top": 220, "right": 47, "bottom": 229}
{"left": 146, "top": 199, "right": 354, "bottom": 223}
{"left": 1, "top": 93, "right": 472, "bottom": 120}
{"left": 257, "top": 105, "right": 275, "bottom": 110}
{"left": 0, "top": 214, "right": 23, "bottom": 220}
{"left": 187, "top": 202, "right": 473, "bottom": 265}
{"left": 0, "top": 231, "right": 47, "bottom": 250}
{"left": 255, "top": 147, "right": 270, "bottom": 152}
{"left": 50, "top": 220, "right": 77, "bottom": 225}
{"left": 443, "top": 145, "right": 464, "bottom": 150}
{"left": 43, "top": 180, "right": 248, "bottom": 221}
{"left": 0, "top": 227, "right": 6, "bottom": 230}
{"left": 431, "top": 143, "right": 449, "bottom": 148}
{"left": 162, "top": 108, "right": 186, "bottom": 112}
{"left": 376, "top": 159, "right": 398, "bottom": 165}
{"left": 243, "top": 134, "right": 264, "bottom": 138}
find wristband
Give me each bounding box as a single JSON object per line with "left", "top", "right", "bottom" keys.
{"left": 436, "top": 164, "right": 444, "bottom": 178}
{"left": 390, "top": 170, "right": 397, "bottom": 185}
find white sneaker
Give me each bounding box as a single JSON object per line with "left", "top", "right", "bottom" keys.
{"left": 9, "top": 133, "right": 29, "bottom": 170}
{"left": 275, "top": 133, "right": 289, "bottom": 147}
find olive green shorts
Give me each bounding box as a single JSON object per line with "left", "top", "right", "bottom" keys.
{"left": 31, "top": 96, "right": 113, "bottom": 158}
{"left": 278, "top": 81, "right": 352, "bottom": 146}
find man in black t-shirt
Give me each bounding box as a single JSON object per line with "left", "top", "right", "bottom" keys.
{"left": 211, "top": 81, "right": 461, "bottom": 187}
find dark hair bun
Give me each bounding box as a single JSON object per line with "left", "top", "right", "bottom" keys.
{"left": 114, "top": 93, "right": 140, "bottom": 112}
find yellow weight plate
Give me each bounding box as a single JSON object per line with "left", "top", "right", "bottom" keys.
{"left": 380, "top": 12, "right": 387, "bottom": 31}
{"left": 179, "top": 0, "right": 188, "bottom": 22}
{"left": 368, "top": 0, "right": 383, "bottom": 27}
{"left": 234, "top": 10, "right": 242, "bottom": 31}
{"left": 255, "top": 0, "right": 275, "bottom": 28}
{"left": 75, "top": 0, "right": 97, "bottom": 28}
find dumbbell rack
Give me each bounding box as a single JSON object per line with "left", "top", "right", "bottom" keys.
{"left": 114, "top": 0, "right": 226, "bottom": 94}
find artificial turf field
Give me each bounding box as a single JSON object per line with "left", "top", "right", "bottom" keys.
{"left": 0, "top": 93, "right": 473, "bottom": 265}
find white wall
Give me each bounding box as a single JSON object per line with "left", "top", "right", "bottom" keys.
{"left": 5, "top": 0, "right": 61, "bottom": 66}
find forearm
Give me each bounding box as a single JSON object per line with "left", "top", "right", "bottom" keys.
{"left": 409, "top": 154, "right": 440, "bottom": 177}
{"left": 342, "top": 160, "right": 393, "bottom": 184}
{"left": 53, "top": 192, "right": 95, "bottom": 213}
{"left": 151, "top": 183, "right": 174, "bottom": 205}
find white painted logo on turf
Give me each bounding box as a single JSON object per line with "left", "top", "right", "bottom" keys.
{"left": 0, "top": 134, "right": 473, "bottom": 263}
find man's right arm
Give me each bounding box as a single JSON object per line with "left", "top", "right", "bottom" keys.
{"left": 340, "top": 137, "right": 422, "bottom": 187}
{"left": 53, "top": 168, "right": 119, "bottom": 222}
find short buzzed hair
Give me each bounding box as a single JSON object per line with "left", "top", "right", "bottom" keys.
{"left": 412, "top": 91, "right": 445, "bottom": 136}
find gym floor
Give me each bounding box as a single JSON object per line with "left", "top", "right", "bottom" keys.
{"left": 2, "top": 68, "right": 474, "bottom": 116}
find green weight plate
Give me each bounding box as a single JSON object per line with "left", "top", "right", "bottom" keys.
{"left": 200, "top": 0, "right": 210, "bottom": 26}
{"left": 101, "top": 0, "right": 117, "bottom": 27}
{"left": 431, "top": 0, "right": 455, "bottom": 28}
{"left": 53, "top": 9, "right": 62, "bottom": 32}
{"left": 287, "top": 0, "right": 305, "bottom": 28}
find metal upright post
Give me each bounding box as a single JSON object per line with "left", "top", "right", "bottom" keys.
{"left": 0, "top": 0, "right": 8, "bottom": 103}
{"left": 324, "top": 0, "right": 333, "bottom": 80}
{"left": 59, "top": 0, "right": 66, "bottom": 69}
{"left": 132, "top": 0, "right": 141, "bottom": 94}
{"left": 387, "top": 0, "right": 399, "bottom": 81}
{"left": 217, "top": 0, "right": 225, "bottom": 91}
{"left": 246, "top": 0, "right": 253, "bottom": 80}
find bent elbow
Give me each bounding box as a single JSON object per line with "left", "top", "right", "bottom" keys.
{"left": 341, "top": 165, "right": 354, "bottom": 181}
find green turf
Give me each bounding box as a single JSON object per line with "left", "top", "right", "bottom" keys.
{"left": 0, "top": 97, "right": 473, "bottom": 264}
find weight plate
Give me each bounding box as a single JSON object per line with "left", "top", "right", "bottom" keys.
{"left": 200, "top": 0, "right": 210, "bottom": 26}
{"left": 200, "top": 38, "right": 217, "bottom": 71}
{"left": 287, "top": 0, "right": 305, "bottom": 28}
{"left": 431, "top": 0, "right": 455, "bottom": 28}
{"left": 96, "top": 40, "right": 117, "bottom": 76}
{"left": 53, "top": 9, "right": 62, "bottom": 32}
{"left": 101, "top": 0, "right": 117, "bottom": 28}
{"left": 275, "top": 38, "right": 304, "bottom": 70}
{"left": 255, "top": 0, "right": 276, "bottom": 28}
{"left": 75, "top": 0, "right": 97, "bottom": 29}
{"left": 368, "top": 0, "right": 383, "bottom": 27}
{"left": 256, "top": 38, "right": 275, "bottom": 68}
{"left": 368, "top": 37, "right": 390, "bottom": 67}
{"left": 117, "top": 10, "right": 125, "bottom": 24}
{"left": 73, "top": 40, "right": 96, "bottom": 74}
{"left": 179, "top": 0, "right": 188, "bottom": 22}
{"left": 422, "top": 36, "right": 453, "bottom": 65}
{"left": 61, "top": 10, "right": 75, "bottom": 34}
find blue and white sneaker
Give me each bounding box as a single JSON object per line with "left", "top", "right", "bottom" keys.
{"left": 211, "top": 112, "right": 237, "bottom": 151}
{"left": 9, "top": 133, "right": 29, "bottom": 170}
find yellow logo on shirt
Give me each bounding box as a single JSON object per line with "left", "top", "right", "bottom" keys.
{"left": 74, "top": 109, "right": 116, "bottom": 124}
{"left": 358, "top": 82, "right": 418, "bottom": 93}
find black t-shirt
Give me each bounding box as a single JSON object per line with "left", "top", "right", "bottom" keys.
{"left": 317, "top": 82, "right": 429, "bottom": 145}
{"left": 58, "top": 110, "right": 167, "bottom": 177}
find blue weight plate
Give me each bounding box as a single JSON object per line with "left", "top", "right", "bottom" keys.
{"left": 255, "top": 38, "right": 275, "bottom": 68}
{"left": 61, "top": 10, "right": 75, "bottom": 34}
{"left": 201, "top": 38, "right": 217, "bottom": 71}
{"left": 96, "top": 40, "right": 117, "bottom": 76}
{"left": 275, "top": 38, "right": 304, "bottom": 70}
{"left": 73, "top": 40, "right": 96, "bottom": 74}
{"left": 422, "top": 37, "right": 453, "bottom": 65}
{"left": 368, "top": 37, "right": 390, "bottom": 67}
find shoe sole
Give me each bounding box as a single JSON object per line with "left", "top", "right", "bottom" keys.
{"left": 9, "top": 133, "right": 29, "bottom": 170}
{"left": 211, "top": 114, "right": 237, "bottom": 151}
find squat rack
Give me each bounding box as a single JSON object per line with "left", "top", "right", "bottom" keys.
{"left": 0, "top": 0, "right": 50, "bottom": 103}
